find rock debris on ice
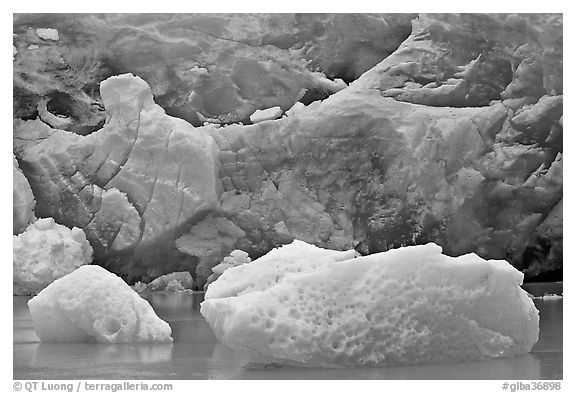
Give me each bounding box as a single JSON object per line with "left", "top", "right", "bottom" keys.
{"left": 201, "top": 241, "right": 539, "bottom": 367}
{"left": 14, "top": 218, "right": 92, "bottom": 295}
{"left": 28, "top": 265, "right": 173, "bottom": 343}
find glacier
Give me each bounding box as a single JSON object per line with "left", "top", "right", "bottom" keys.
{"left": 13, "top": 156, "right": 35, "bottom": 234}
{"left": 201, "top": 242, "right": 539, "bottom": 367}
{"left": 28, "top": 265, "right": 172, "bottom": 343}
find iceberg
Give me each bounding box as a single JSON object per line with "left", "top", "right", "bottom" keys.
{"left": 28, "top": 265, "right": 172, "bottom": 343}
{"left": 201, "top": 242, "right": 539, "bottom": 367}
{"left": 14, "top": 218, "right": 92, "bottom": 295}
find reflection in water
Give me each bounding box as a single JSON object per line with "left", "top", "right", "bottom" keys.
{"left": 34, "top": 343, "right": 173, "bottom": 365}
{"left": 237, "top": 354, "right": 542, "bottom": 380}
{"left": 13, "top": 288, "right": 562, "bottom": 380}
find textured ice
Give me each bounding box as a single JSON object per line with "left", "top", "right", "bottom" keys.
{"left": 201, "top": 242, "right": 539, "bottom": 367}
{"left": 14, "top": 218, "right": 92, "bottom": 295}
{"left": 249, "top": 106, "right": 283, "bottom": 123}
{"left": 204, "top": 240, "right": 356, "bottom": 300}
{"left": 28, "top": 265, "right": 172, "bottom": 343}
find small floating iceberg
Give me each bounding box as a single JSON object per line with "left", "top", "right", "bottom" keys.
{"left": 13, "top": 218, "right": 92, "bottom": 295}
{"left": 201, "top": 242, "right": 539, "bottom": 367}
{"left": 28, "top": 265, "right": 172, "bottom": 343}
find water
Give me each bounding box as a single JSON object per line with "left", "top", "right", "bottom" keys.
{"left": 13, "top": 283, "right": 562, "bottom": 380}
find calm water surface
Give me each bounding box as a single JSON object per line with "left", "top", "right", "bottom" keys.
{"left": 13, "top": 283, "right": 562, "bottom": 380}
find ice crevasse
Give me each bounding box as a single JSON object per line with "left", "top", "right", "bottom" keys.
{"left": 201, "top": 241, "right": 539, "bottom": 367}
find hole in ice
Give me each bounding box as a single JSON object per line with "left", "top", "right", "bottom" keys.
{"left": 103, "top": 318, "right": 121, "bottom": 336}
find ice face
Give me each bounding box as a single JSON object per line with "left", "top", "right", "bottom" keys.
{"left": 28, "top": 265, "right": 172, "bottom": 343}
{"left": 201, "top": 242, "right": 539, "bottom": 367}
{"left": 13, "top": 156, "right": 35, "bottom": 234}
{"left": 13, "top": 218, "right": 92, "bottom": 295}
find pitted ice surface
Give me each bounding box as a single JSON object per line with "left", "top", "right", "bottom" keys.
{"left": 201, "top": 242, "right": 539, "bottom": 367}
{"left": 28, "top": 265, "right": 172, "bottom": 343}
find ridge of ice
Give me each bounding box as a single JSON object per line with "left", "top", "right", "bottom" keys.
{"left": 205, "top": 240, "right": 356, "bottom": 300}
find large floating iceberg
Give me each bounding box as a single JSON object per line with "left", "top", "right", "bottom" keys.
{"left": 201, "top": 242, "right": 539, "bottom": 367}
{"left": 28, "top": 265, "right": 172, "bottom": 343}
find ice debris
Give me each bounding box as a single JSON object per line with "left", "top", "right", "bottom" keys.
{"left": 147, "top": 272, "right": 194, "bottom": 292}
{"left": 132, "top": 272, "right": 194, "bottom": 293}
{"left": 28, "top": 265, "right": 173, "bottom": 343}
{"left": 201, "top": 241, "right": 539, "bottom": 367}
{"left": 205, "top": 250, "right": 252, "bottom": 290}
{"left": 312, "top": 72, "right": 348, "bottom": 93}
{"left": 249, "top": 106, "right": 283, "bottom": 123}
{"left": 285, "top": 101, "right": 305, "bottom": 117}
{"left": 14, "top": 218, "right": 92, "bottom": 295}
{"left": 530, "top": 294, "right": 563, "bottom": 301}
{"left": 35, "top": 28, "right": 59, "bottom": 41}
